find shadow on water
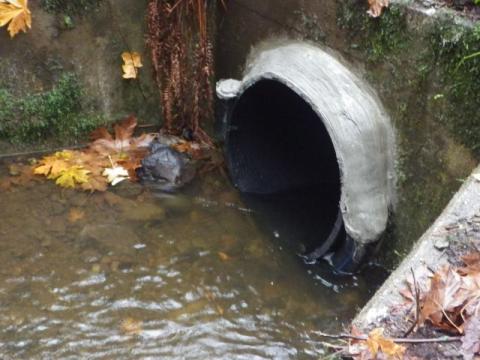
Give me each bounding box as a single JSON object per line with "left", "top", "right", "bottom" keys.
{"left": 241, "top": 185, "right": 339, "bottom": 255}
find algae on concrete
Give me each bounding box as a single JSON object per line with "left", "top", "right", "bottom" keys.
{"left": 40, "top": 0, "right": 104, "bottom": 17}
{"left": 0, "top": 73, "right": 105, "bottom": 144}
{"left": 337, "top": 1, "right": 409, "bottom": 61}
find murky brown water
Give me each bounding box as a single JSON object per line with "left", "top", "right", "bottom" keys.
{"left": 0, "top": 157, "right": 385, "bottom": 359}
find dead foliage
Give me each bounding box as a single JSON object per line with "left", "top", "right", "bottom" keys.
{"left": 147, "top": 0, "right": 220, "bottom": 145}
{"left": 398, "top": 253, "right": 480, "bottom": 359}
{"left": 367, "top": 0, "right": 389, "bottom": 17}
{"left": 32, "top": 115, "right": 155, "bottom": 191}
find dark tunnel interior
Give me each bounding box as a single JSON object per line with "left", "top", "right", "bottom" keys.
{"left": 225, "top": 79, "right": 344, "bottom": 255}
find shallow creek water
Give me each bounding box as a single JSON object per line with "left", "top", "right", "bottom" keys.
{"left": 0, "top": 157, "right": 386, "bottom": 359}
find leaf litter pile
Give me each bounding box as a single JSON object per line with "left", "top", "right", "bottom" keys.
{"left": 0, "top": 115, "right": 216, "bottom": 193}
{"left": 313, "top": 217, "right": 480, "bottom": 359}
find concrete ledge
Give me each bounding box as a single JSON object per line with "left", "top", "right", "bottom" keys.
{"left": 354, "top": 164, "right": 480, "bottom": 331}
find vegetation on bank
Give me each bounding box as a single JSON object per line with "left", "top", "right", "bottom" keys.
{"left": 430, "top": 21, "right": 480, "bottom": 152}
{"left": 0, "top": 73, "right": 105, "bottom": 144}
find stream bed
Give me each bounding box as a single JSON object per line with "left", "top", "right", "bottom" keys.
{"left": 0, "top": 157, "right": 386, "bottom": 359}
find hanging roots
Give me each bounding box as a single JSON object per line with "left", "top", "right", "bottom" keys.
{"left": 147, "top": 0, "right": 217, "bottom": 145}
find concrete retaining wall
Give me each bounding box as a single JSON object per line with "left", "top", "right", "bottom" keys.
{"left": 216, "top": 0, "right": 479, "bottom": 266}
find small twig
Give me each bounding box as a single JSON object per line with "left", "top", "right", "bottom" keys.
{"left": 404, "top": 268, "right": 421, "bottom": 336}
{"left": 315, "top": 331, "right": 461, "bottom": 344}
{"left": 437, "top": 301, "right": 463, "bottom": 334}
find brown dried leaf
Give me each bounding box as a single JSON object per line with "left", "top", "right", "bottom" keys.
{"left": 218, "top": 251, "right": 231, "bottom": 261}
{"left": 459, "top": 253, "right": 480, "bottom": 276}
{"left": 367, "top": 0, "right": 389, "bottom": 17}
{"left": 90, "top": 115, "right": 154, "bottom": 156}
{"left": 458, "top": 272, "right": 480, "bottom": 318}
{"left": 68, "top": 208, "right": 85, "bottom": 223}
{"left": 419, "top": 266, "right": 464, "bottom": 331}
{"left": 366, "top": 328, "right": 406, "bottom": 359}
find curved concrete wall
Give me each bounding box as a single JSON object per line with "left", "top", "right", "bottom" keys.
{"left": 219, "top": 41, "right": 396, "bottom": 245}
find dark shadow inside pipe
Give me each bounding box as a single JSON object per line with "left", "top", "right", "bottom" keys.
{"left": 226, "top": 80, "right": 343, "bottom": 255}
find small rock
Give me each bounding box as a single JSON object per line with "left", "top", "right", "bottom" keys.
{"left": 110, "top": 261, "right": 120, "bottom": 272}
{"left": 434, "top": 236, "right": 450, "bottom": 250}
{"left": 156, "top": 193, "right": 192, "bottom": 214}
{"left": 45, "top": 215, "right": 67, "bottom": 234}
{"left": 120, "top": 201, "right": 165, "bottom": 222}
{"left": 189, "top": 210, "right": 201, "bottom": 222}
{"left": 80, "top": 224, "right": 141, "bottom": 255}
{"left": 40, "top": 239, "right": 52, "bottom": 248}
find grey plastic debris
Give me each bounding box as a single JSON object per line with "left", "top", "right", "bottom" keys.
{"left": 137, "top": 142, "right": 196, "bottom": 192}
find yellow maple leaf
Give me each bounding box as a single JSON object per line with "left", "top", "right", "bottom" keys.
{"left": 0, "top": 0, "right": 31, "bottom": 38}
{"left": 34, "top": 150, "right": 74, "bottom": 179}
{"left": 366, "top": 328, "right": 405, "bottom": 359}
{"left": 55, "top": 166, "right": 90, "bottom": 188}
{"left": 121, "top": 51, "right": 143, "bottom": 79}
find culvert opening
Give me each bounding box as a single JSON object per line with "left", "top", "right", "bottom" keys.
{"left": 226, "top": 79, "right": 343, "bottom": 257}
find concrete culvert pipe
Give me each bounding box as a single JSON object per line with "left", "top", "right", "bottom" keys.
{"left": 217, "top": 41, "right": 396, "bottom": 272}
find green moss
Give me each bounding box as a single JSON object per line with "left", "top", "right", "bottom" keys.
{"left": 337, "top": 0, "right": 409, "bottom": 61}
{"left": 427, "top": 21, "right": 480, "bottom": 154}
{"left": 40, "top": 0, "right": 103, "bottom": 16}
{"left": 0, "top": 73, "right": 105, "bottom": 144}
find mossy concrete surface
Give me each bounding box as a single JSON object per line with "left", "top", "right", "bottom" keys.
{"left": 0, "top": 0, "right": 160, "bottom": 151}
{"left": 216, "top": 0, "right": 479, "bottom": 267}
{"left": 354, "top": 164, "right": 480, "bottom": 332}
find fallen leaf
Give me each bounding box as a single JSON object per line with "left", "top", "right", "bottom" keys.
{"left": 34, "top": 151, "right": 73, "bottom": 179}
{"left": 218, "top": 251, "right": 231, "bottom": 261}
{"left": 419, "top": 266, "right": 464, "bottom": 331}
{"left": 90, "top": 115, "right": 155, "bottom": 155}
{"left": 68, "top": 208, "right": 85, "bottom": 223}
{"left": 366, "top": 328, "right": 405, "bottom": 359}
{"left": 367, "top": 0, "right": 389, "bottom": 17}
{"left": 120, "top": 317, "right": 143, "bottom": 335}
{"left": 121, "top": 51, "right": 143, "bottom": 79}
{"left": 0, "top": 0, "right": 31, "bottom": 38}
{"left": 103, "top": 166, "right": 129, "bottom": 186}
{"left": 458, "top": 272, "right": 480, "bottom": 318}
{"left": 55, "top": 166, "right": 90, "bottom": 188}
{"left": 33, "top": 116, "right": 155, "bottom": 192}
{"left": 459, "top": 253, "right": 480, "bottom": 276}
